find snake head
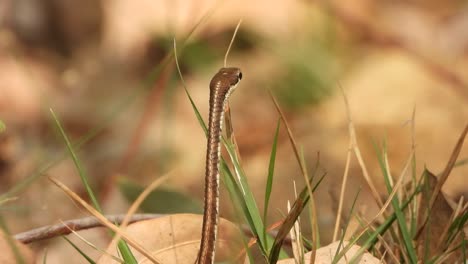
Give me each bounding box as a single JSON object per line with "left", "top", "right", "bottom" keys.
{"left": 210, "top": 67, "right": 242, "bottom": 98}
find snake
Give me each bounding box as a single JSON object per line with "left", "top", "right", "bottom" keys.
{"left": 197, "top": 67, "right": 242, "bottom": 264}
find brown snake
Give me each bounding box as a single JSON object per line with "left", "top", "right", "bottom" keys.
{"left": 198, "top": 67, "right": 242, "bottom": 264}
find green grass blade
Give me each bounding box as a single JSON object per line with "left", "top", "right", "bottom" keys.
{"left": 263, "top": 119, "right": 281, "bottom": 248}
{"left": 220, "top": 162, "right": 256, "bottom": 262}
{"left": 221, "top": 161, "right": 253, "bottom": 226}
{"left": 63, "top": 236, "right": 96, "bottom": 264}
{"left": 446, "top": 208, "right": 468, "bottom": 245}
{"left": 118, "top": 240, "right": 138, "bottom": 264}
{"left": 173, "top": 41, "right": 208, "bottom": 136}
{"left": 268, "top": 172, "right": 325, "bottom": 263}
{"left": 50, "top": 109, "right": 102, "bottom": 212}
{"left": 51, "top": 109, "right": 138, "bottom": 262}
{"left": 374, "top": 141, "right": 417, "bottom": 263}
{"left": 335, "top": 183, "right": 421, "bottom": 263}
{"left": 264, "top": 119, "right": 281, "bottom": 222}
{"left": 333, "top": 188, "right": 361, "bottom": 259}
{"left": 223, "top": 137, "right": 269, "bottom": 255}
{"left": 221, "top": 156, "right": 286, "bottom": 260}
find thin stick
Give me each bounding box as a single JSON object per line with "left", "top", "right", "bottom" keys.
{"left": 15, "top": 214, "right": 162, "bottom": 244}
{"left": 224, "top": 19, "right": 242, "bottom": 67}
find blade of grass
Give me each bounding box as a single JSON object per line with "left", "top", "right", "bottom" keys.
{"left": 268, "top": 89, "right": 320, "bottom": 263}
{"left": 224, "top": 19, "right": 242, "bottom": 67}
{"left": 434, "top": 197, "right": 465, "bottom": 256}
{"left": 221, "top": 162, "right": 256, "bottom": 262}
{"left": 268, "top": 172, "right": 325, "bottom": 263}
{"left": 224, "top": 135, "right": 270, "bottom": 256}
{"left": 50, "top": 109, "right": 137, "bottom": 263}
{"left": 352, "top": 213, "right": 400, "bottom": 264}
{"left": 288, "top": 197, "right": 305, "bottom": 264}
{"left": 375, "top": 142, "right": 417, "bottom": 263}
{"left": 50, "top": 109, "right": 101, "bottom": 211}
{"left": 117, "top": 239, "right": 137, "bottom": 264}
{"left": 64, "top": 225, "right": 124, "bottom": 263}
{"left": 333, "top": 188, "right": 361, "bottom": 259}
{"left": 337, "top": 185, "right": 421, "bottom": 263}
{"left": 446, "top": 207, "right": 468, "bottom": 246}
{"left": 339, "top": 86, "right": 384, "bottom": 208}
{"left": 221, "top": 148, "right": 287, "bottom": 259}
{"left": 174, "top": 39, "right": 207, "bottom": 135}
{"left": 263, "top": 119, "right": 281, "bottom": 244}
{"left": 333, "top": 149, "right": 417, "bottom": 263}
{"left": 409, "top": 107, "right": 418, "bottom": 237}
{"left": 107, "top": 173, "right": 171, "bottom": 250}
{"left": 62, "top": 236, "right": 97, "bottom": 264}
{"left": 332, "top": 124, "right": 353, "bottom": 242}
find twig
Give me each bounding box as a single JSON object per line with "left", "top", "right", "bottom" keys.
{"left": 14, "top": 214, "right": 162, "bottom": 244}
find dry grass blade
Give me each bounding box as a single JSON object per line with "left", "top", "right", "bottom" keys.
{"left": 48, "top": 177, "right": 162, "bottom": 264}
{"left": 63, "top": 221, "right": 124, "bottom": 263}
{"left": 267, "top": 90, "right": 306, "bottom": 176}
{"left": 340, "top": 87, "right": 384, "bottom": 208}
{"left": 429, "top": 124, "right": 468, "bottom": 212}
{"left": 289, "top": 184, "right": 305, "bottom": 262}
{"left": 332, "top": 119, "right": 354, "bottom": 241}
{"left": 0, "top": 197, "right": 18, "bottom": 207}
{"left": 107, "top": 173, "right": 172, "bottom": 253}
{"left": 355, "top": 214, "right": 399, "bottom": 264}
{"left": 267, "top": 89, "right": 318, "bottom": 263}
{"left": 336, "top": 150, "right": 413, "bottom": 262}
{"left": 224, "top": 19, "right": 242, "bottom": 67}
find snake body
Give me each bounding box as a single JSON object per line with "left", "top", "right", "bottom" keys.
{"left": 198, "top": 67, "right": 242, "bottom": 264}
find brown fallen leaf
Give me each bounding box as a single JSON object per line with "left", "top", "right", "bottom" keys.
{"left": 276, "top": 241, "right": 380, "bottom": 264}
{"left": 0, "top": 230, "right": 35, "bottom": 264}
{"left": 416, "top": 170, "right": 460, "bottom": 262}
{"left": 97, "top": 213, "right": 243, "bottom": 264}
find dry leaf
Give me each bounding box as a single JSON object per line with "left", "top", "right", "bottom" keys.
{"left": 416, "top": 170, "right": 460, "bottom": 261}
{"left": 97, "top": 213, "right": 243, "bottom": 264}
{"left": 0, "top": 231, "right": 35, "bottom": 264}
{"left": 277, "top": 241, "right": 380, "bottom": 264}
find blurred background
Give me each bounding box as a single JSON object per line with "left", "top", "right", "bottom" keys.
{"left": 0, "top": 0, "right": 467, "bottom": 262}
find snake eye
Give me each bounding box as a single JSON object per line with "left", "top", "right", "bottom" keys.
{"left": 238, "top": 72, "right": 242, "bottom": 80}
